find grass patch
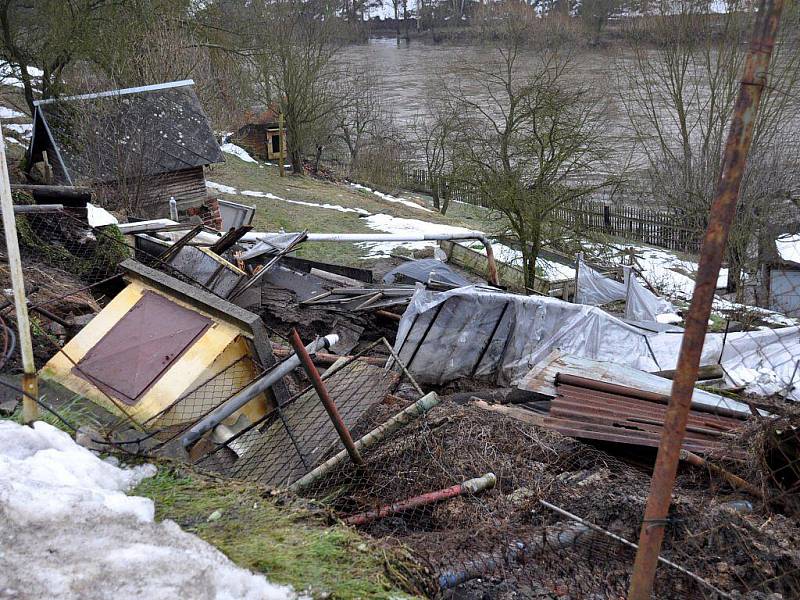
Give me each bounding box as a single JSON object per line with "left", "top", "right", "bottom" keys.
{"left": 8, "top": 392, "right": 101, "bottom": 434}
{"left": 206, "top": 155, "right": 505, "bottom": 266}
{"left": 134, "top": 466, "right": 424, "bottom": 599}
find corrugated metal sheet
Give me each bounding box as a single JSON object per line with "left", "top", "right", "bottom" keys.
{"left": 543, "top": 379, "right": 744, "bottom": 454}
{"left": 518, "top": 350, "right": 754, "bottom": 417}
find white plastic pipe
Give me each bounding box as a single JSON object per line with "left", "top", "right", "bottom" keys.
{"left": 242, "top": 231, "right": 500, "bottom": 285}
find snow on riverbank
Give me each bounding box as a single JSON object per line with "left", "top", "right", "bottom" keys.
{"left": 221, "top": 142, "right": 257, "bottom": 163}
{"left": 0, "top": 420, "right": 304, "bottom": 600}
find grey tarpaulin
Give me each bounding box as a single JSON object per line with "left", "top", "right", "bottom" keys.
{"left": 623, "top": 270, "right": 675, "bottom": 322}
{"left": 393, "top": 285, "right": 657, "bottom": 386}
{"left": 393, "top": 285, "right": 800, "bottom": 399}
{"left": 576, "top": 258, "right": 675, "bottom": 322}
{"left": 382, "top": 259, "right": 470, "bottom": 287}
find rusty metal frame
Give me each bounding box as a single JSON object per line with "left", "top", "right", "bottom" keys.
{"left": 628, "top": 0, "right": 787, "bottom": 596}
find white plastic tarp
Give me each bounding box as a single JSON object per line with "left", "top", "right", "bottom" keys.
{"left": 394, "top": 285, "right": 658, "bottom": 386}
{"left": 624, "top": 272, "right": 675, "bottom": 322}
{"left": 395, "top": 285, "right": 800, "bottom": 400}
{"left": 575, "top": 261, "right": 626, "bottom": 306}
{"left": 575, "top": 259, "right": 675, "bottom": 322}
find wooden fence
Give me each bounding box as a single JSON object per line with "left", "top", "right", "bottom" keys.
{"left": 397, "top": 167, "right": 702, "bottom": 253}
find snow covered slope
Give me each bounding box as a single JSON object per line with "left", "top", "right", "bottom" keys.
{"left": 0, "top": 420, "right": 305, "bottom": 600}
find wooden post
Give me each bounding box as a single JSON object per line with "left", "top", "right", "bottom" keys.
{"left": 0, "top": 128, "right": 38, "bottom": 423}
{"left": 278, "top": 113, "right": 286, "bottom": 178}
{"left": 573, "top": 252, "right": 582, "bottom": 303}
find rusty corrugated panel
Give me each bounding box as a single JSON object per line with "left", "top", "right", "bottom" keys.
{"left": 543, "top": 380, "right": 744, "bottom": 455}
{"left": 74, "top": 290, "right": 211, "bottom": 405}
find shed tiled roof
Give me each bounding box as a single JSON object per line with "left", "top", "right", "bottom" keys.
{"left": 29, "top": 80, "right": 223, "bottom": 184}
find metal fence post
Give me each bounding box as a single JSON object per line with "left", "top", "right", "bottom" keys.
{"left": 0, "top": 128, "right": 38, "bottom": 423}
{"left": 628, "top": 0, "right": 786, "bottom": 597}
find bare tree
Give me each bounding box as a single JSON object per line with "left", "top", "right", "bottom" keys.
{"left": 443, "top": 17, "right": 615, "bottom": 288}
{"left": 410, "top": 97, "right": 456, "bottom": 213}
{"left": 618, "top": 1, "right": 800, "bottom": 298}
{"left": 94, "top": 16, "right": 250, "bottom": 133}
{"left": 331, "top": 66, "right": 388, "bottom": 174}
{"left": 251, "top": 0, "right": 343, "bottom": 174}
{"left": 0, "top": 0, "right": 118, "bottom": 113}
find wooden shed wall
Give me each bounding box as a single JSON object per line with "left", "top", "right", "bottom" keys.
{"left": 101, "top": 166, "right": 210, "bottom": 219}
{"left": 233, "top": 125, "right": 268, "bottom": 159}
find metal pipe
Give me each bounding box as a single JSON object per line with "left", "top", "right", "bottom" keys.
{"left": 247, "top": 231, "right": 500, "bottom": 285}
{"left": 679, "top": 449, "right": 763, "bottom": 499}
{"left": 0, "top": 128, "right": 38, "bottom": 423}
{"left": 271, "top": 345, "right": 387, "bottom": 366}
{"left": 628, "top": 1, "right": 786, "bottom": 597}
{"left": 181, "top": 334, "right": 339, "bottom": 448}
{"left": 344, "top": 472, "right": 495, "bottom": 526}
{"left": 12, "top": 204, "right": 64, "bottom": 214}
{"left": 290, "top": 391, "right": 441, "bottom": 492}
{"left": 289, "top": 329, "right": 363, "bottom": 466}
{"left": 438, "top": 522, "right": 591, "bottom": 590}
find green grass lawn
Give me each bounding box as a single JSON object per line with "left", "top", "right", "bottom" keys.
{"left": 206, "top": 154, "right": 506, "bottom": 266}
{"left": 134, "top": 466, "right": 424, "bottom": 599}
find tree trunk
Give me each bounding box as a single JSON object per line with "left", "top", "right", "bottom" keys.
{"left": 430, "top": 173, "right": 440, "bottom": 210}
{"left": 314, "top": 145, "right": 323, "bottom": 173}
{"left": 290, "top": 150, "right": 303, "bottom": 175}
{"left": 440, "top": 179, "right": 451, "bottom": 215}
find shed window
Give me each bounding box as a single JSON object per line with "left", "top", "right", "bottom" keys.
{"left": 74, "top": 291, "right": 212, "bottom": 405}
{"left": 271, "top": 134, "right": 281, "bottom": 154}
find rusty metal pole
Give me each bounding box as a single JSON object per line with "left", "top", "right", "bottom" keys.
{"left": 628, "top": 1, "right": 785, "bottom": 598}
{"left": 288, "top": 328, "right": 363, "bottom": 466}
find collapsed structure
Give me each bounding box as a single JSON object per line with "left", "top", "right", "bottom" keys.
{"left": 3, "top": 82, "right": 800, "bottom": 600}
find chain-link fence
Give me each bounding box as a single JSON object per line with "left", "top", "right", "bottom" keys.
{"left": 2, "top": 183, "right": 800, "bottom": 598}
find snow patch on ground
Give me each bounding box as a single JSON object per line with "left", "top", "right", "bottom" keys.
{"left": 206, "top": 181, "right": 369, "bottom": 215}
{"left": 0, "top": 106, "right": 25, "bottom": 119}
{"left": 3, "top": 135, "right": 25, "bottom": 147}
{"left": 3, "top": 122, "right": 32, "bottom": 139}
{"left": 350, "top": 182, "right": 433, "bottom": 212}
{"left": 206, "top": 180, "right": 239, "bottom": 195}
{"left": 241, "top": 189, "right": 370, "bottom": 215}
{"left": 776, "top": 233, "right": 800, "bottom": 265}
{"left": 461, "top": 240, "right": 576, "bottom": 282}
{"left": 0, "top": 63, "right": 42, "bottom": 89}
{"left": 0, "top": 420, "right": 305, "bottom": 600}
{"left": 221, "top": 142, "right": 257, "bottom": 163}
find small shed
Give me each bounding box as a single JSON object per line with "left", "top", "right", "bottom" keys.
{"left": 26, "top": 79, "right": 224, "bottom": 219}
{"left": 763, "top": 233, "right": 800, "bottom": 317}
{"left": 40, "top": 260, "right": 285, "bottom": 431}
{"left": 232, "top": 107, "right": 286, "bottom": 161}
